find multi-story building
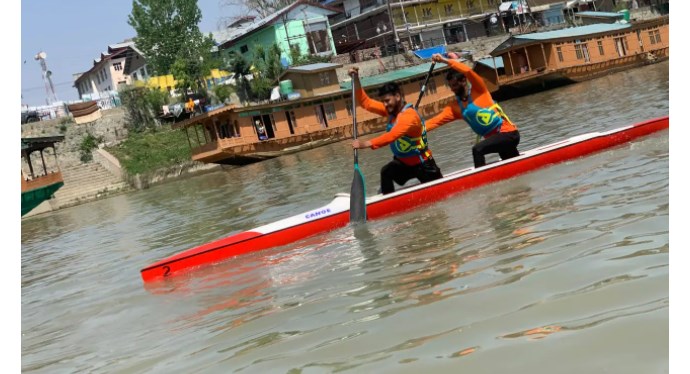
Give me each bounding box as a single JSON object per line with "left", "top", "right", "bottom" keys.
{"left": 215, "top": 0, "right": 341, "bottom": 65}
{"left": 73, "top": 40, "right": 148, "bottom": 100}
{"left": 325, "top": 0, "right": 508, "bottom": 55}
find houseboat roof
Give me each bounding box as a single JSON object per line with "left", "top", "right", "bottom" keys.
{"left": 21, "top": 136, "right": 65, "bottom": 152}
{"left": 284, "top": 63, "right": 344, "bottom": 74}
{"left": 576, "top": 11, "right": 625, "bottom": 19}
{"left": 491, "top": 23, "right": 631, "bottom": 56}
{"left": 476, "top": 57, "right": 505, "bottom": 69}
{"left": 339, "top": 62, "right": 452, "bottom": 91}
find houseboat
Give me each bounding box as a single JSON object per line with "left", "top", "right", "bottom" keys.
{"left": 173, "top": 61, "right": 458, "bottom": 165}
{"left": 473, "top": 15, "right": 669, "bottom": 100}
{"left": 21, "top": 136, "right": 64, "bottom": 216}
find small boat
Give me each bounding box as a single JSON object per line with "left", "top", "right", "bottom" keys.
{"left": 141, "top": 116, "right": 669, "bottom": 283}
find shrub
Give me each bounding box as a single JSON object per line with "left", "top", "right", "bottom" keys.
{"left": 80, "top": 133, "right": 103, "bottom": 162}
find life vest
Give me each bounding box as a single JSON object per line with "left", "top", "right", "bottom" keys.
{"left": 386, "top": 103, "right": 431, "bottom": 163}
{"left": 457, "top": 93, "right": 511, "bottom": 137}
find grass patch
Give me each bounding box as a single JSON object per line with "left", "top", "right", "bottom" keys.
{"left": 106, "top": 126, "right": 191, "bottom": 175}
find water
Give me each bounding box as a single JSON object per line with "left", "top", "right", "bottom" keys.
{"left": 22, "top": 61, "right": 669, "bottom": 373}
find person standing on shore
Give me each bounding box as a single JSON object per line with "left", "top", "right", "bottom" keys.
{"left": 350, "top": 67, "right": 443, "bottom": 194}
{"left": 426, "top": 53, "right": 521, "bottom": 168}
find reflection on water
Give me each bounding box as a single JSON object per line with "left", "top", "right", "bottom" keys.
{"left": 22, "top": 61, "right": 668, "bottom": 373}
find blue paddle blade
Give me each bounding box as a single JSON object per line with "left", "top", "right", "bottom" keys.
{"left": 350, "top": 163, "right": 366, "bottom": 223}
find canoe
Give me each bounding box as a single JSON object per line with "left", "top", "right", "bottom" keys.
{"left": 141, "top": 116, "right": 669, "bottom": 283}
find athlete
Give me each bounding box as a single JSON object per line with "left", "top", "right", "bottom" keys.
{"left": 350, "top": 67, "right": 443, "bottom": 194}
{"left": 427, "top": 53, "right": 520, "bottom": 168}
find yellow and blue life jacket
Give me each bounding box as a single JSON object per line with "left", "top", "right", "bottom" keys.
{"left": 386, "top": 103, "right": 430, "bottom": 163}
{"left": 457, "top": 94, "right": 508, "bottom": 137}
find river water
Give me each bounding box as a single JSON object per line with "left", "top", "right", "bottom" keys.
{"left": 22, "top": 61, "right": 669, "bottom": 373}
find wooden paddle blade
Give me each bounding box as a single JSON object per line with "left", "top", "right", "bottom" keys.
{"left": 349, "top": 164, "right": 367, "bottom": 223}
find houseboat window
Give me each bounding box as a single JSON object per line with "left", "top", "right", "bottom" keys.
{"left": 575, "top": 44, "right": 584, "bottom": 60}
{"left": 288, "top": 111, "right": 297, "bottom": 127}
{"left": 233, "top": 120, "right": 240, "bottom": 136}
{"left": 324, "top": 103, "right": 337, "bottom": 120}
{"left": 557, "top": 47, "right": 563, "bottom": 62}
{"left": 219, "top": 120, "right": 229, "bottom": 139}
{"left": 240, "top": 45, "right": 248, "bottom": 53}
{"left": 345, "top": 100, "right": 353, "bottom": 117}
{"left": 649, "top": 30, "right": 661, "bottom": 44}
{"left": 614, "top": 37, "right": 627, "bottom": 57}
{"left": 315, "top": 106, "right": 328, "bottom": 128}
{"left": 319, "top": 72, "right": 331, "bottom": 85}
{"left": 582, "top": 44, "right": 590, "bottom": 62}
{"left": 597, "top": 40, "right": 604, "bottom": 56}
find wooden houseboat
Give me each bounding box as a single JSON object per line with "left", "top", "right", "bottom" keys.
{"left": 474, "top": 15, "right": 669, "bottom": 100}
{"left": 21, "top": 136, "right": 64, "bottom": 216}
{"left": 173, "top": 62, "right": 459, "bottom": 165}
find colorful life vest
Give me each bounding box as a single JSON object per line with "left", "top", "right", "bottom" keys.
{"left": 457, "top": 94, "right": 508, "bottom": 137}
{"left": 386, "top": 103, "right": 430, "bottom": 162}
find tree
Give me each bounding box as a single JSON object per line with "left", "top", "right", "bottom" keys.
{"left": 128, "top": 0, "right": 218, "bottom": 95}
{"left": 224, "top": 52, "right": 252, "bottom": 103}
{"left": 220, "top": 0, "right": 292, "bottom": 19}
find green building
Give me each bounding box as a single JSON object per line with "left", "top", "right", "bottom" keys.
{"left": 215, "top": 0, "right": 341, "bottom": 65}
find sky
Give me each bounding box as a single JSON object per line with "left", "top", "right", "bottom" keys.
{"left": 21, "top": 0, "right": 243, "bottom": 107}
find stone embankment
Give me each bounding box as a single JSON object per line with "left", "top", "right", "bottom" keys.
{"left": 21, "top": 107, "right": 219, "bottom": 218}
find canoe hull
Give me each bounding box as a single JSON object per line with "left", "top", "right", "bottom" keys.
{"left": 141, "top": 116, "right": 669, "bottom": 283}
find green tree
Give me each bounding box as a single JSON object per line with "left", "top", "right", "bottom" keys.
{"left": 249, "top": 43, "right": 285, "bottom": 101}
{"left": 224, "top": 52, "right": 252, "bottom": 103}
{"left": 128, "top": 0, "right": 218, "bottom": 95}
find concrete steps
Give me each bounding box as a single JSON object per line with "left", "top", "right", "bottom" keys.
{"left": 52, "top": 161, "right": 131, "bottom": 209}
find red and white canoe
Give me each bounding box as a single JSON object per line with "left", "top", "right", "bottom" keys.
{"left": 141, "top": 116, "right": 668, "bottom": 283}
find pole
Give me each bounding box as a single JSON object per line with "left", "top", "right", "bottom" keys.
{"left": 386, "top": 0, "right": 402, "bottom": 53}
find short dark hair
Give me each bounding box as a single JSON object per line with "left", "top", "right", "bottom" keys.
{"left": 446, "top": 70, "right": 465, "bottom": 82}
{"left": 378, "top": 82, "right": 402, "bottom": 97}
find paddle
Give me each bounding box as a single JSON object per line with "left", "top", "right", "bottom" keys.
{"left": 349, "top": 74, "right": 367, "bottom": 223}
{"left": 415, "top": 62, "right": 436, "bottom": 110}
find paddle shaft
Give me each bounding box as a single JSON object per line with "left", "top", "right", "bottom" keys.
{"left": 352, "top": 76, "right": 359, "bottom": 163}
{"left": 349, "top": 74, "right": 367, "bottom": 223}
{"left": 415, "top": 62, "right": 436, "bottom": 110}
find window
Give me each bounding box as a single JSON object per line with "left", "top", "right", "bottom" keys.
{"left": 240, "top": 45, "right": 248, "bottom": 53}
{"left": 319, "top": 72, "right": 331, "bottom": 85}
{"left": 233, "top": 120, "right": 241, "bottom": 136}
{"left": 444, "top": 4, "right": 453, "bottom": 16}
{"left": 140, "top": 68, "right": 146, "bottom": 78}
{"left": 113, "top": 62, "right": 122, "bottom": 71}
{"left": 575, "top": 44, "right": 583, "bottom": 60}
{"left": 649, "top": 29, "right": 661, "bottom": 44}
{"left": 324, "top": 103, "right": 337, "bottom": 120}
{"left": 288, "top": 111, "right": 297, "bottom": 127}
{"left": 556, "top": 46, "right": 563, "bottom": 62}
{"left": 597, "top": 40, "right": 604, "bottom": 55}
{"left": 133, "top": 72, "right": 138, "bottom": 80}
{"left": 614, "top": 36, "right": 627, "bottom": 57}
{"left": 345, "top": 99, "right": 353, "bottom": 117}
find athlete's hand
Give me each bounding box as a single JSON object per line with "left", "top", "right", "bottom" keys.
{"left": 348, "top": 67, "right": 359, "bottom": 77}
{"left": 352, "top": 139, "right": 370, "bottom": 149}
{"left": 431, "top": 53, "right": 447, "bottom": 64}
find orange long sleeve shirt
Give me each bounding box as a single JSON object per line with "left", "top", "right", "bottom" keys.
{"left": 356, "top": 86, "right": 432, "bottom": 165}
{"left": 426, "top": 59, "right": 517, "bottom": 135}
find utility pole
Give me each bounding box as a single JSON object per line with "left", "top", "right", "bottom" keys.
{"left": 386, "top": 0, "right": 402, "bottom": 54}
{"left": 35, "top": 51, "right": 58, "bottom": 105}
{"left": 397, "top": 0, "right": 414, "bottom": 49}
